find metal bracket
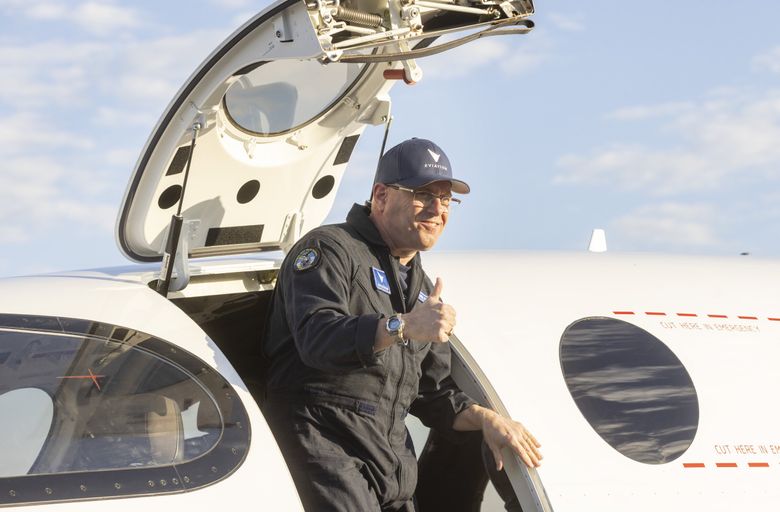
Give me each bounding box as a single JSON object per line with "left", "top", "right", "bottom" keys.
{"left": 280, "top": 211, "right": 304, "bottom": 253}
{"left": 273, "top": 10, "right": 294, "bottom": 42}
{"left": 168, "top": 219, "right": 200, "bottom": 292}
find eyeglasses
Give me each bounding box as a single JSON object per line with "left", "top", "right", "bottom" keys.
{"left": 386, "top": 184, "right": 461, "bottom": 209}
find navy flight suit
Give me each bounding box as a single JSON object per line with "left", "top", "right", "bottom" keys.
{"left": 262, "top": 203, "right": 476, "bottom": 511}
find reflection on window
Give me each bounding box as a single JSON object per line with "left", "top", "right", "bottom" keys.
{"left": 0, "top": 329, "right": 220, "bottom": 476}
{"left": 224, "top": 59, "right": 365, "bottom": 135}
{"left": 0, "top": 388, "right": 53, "bottom": 477}
{"left": 560, "top": 317, "right": 699, "bottom": 464}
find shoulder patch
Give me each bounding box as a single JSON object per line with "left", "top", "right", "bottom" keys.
{"left": 293, "top": 247, "right": 321, "bottom": 272}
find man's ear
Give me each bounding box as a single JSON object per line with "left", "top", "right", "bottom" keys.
{"left": 371, "top": 183, "right": 387, "bottom": 210}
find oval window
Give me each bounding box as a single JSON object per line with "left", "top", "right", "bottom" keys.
{"left": 0, "top": 315, "right": 250, "bottom": 505}
{"left": 224, "top": 59, "right": 366, "bottom": 135}
{"left": 560, "top": 317, "right": 699, "bottom": 464}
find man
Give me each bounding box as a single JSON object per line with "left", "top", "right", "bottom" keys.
{"left": 262, "top": 138, "right": 542, "bottom": 511}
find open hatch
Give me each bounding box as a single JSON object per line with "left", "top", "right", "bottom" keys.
{"left": 116, "top": 0, "right": 534, "bottom": 276}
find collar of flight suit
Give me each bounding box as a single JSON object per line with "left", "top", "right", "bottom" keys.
{"left": 346, "top": 203, "right": 425, "bottom": 313}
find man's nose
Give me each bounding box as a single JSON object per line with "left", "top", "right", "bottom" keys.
{"left": 425, "top": 197, "right": 447, "bottom": 215}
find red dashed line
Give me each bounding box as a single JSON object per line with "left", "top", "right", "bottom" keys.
{"left": 683, "top": 462, "right": 770, "bottom": 469}
{"left": 614, "top": 311, "right": 780, "bottom": 321}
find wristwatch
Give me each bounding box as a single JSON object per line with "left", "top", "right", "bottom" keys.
{"left": 385, "top": 314, "right": 408, "bottom": 346}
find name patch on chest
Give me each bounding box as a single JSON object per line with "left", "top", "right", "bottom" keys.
{"left": 371, "top": 267, "right": 392, "bottom": 294}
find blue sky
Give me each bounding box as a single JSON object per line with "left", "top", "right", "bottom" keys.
{"left": 1, "top": 0, "right": 780, "bottom": 277}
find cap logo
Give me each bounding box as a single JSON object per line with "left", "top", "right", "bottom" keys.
{"left": 427, "top": 148, "right": 441, "bottom": 163}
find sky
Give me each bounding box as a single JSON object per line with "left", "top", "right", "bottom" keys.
{"left": 1, "top": 0, "right": 780, "bottom": 277}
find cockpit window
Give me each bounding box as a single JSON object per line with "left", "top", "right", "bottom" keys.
{"left": 559, "top": 317, "right": 699, "bottom": 464}
{"left": 0, "top": 315, "right": 250, "bottom": 505}
{"left": 224, "top": 59, "right": 365, "bottom": 135}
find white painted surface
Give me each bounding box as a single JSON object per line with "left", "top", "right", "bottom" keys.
{"left": 0, "top": 269, "right": 302, "bottom": 511}
{"left": 426, "top": 250, "right": 780, "bottom": 511}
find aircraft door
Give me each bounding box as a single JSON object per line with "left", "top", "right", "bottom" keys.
{"left": 405, "top": 334, "right": 553, "bottom": 512}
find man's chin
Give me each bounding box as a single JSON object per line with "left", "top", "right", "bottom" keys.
{"left": 415, "top": 233, "right": 441, "bottom": 250}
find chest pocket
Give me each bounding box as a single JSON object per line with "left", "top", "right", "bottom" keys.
{"left": 352, "top": 265, "right": 394, "bottom": 315}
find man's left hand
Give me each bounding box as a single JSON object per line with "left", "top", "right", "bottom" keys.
{"left": 480, "top": 409, "right": 542, "bottom": 470}
{"left": 453, "top": 404, "right": 542, "bottom": 470}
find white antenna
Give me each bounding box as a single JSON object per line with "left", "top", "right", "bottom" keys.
{"left": 588, "top": 229, "right": 607, "bottom": 253}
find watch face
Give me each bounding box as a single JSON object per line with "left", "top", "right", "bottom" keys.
{"left": 387, "top": 317, "right": 402, "bottom": 332}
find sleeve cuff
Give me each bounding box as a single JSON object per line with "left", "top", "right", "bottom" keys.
{"left": 356, "top": 313, "right": 383, "bottom": 367}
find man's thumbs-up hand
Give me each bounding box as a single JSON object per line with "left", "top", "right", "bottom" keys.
{"left": 402, "top": 277, "right": 456, "bottom": 343}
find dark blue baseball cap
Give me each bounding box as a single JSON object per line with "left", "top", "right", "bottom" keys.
{"left": 374, "top": 138, "right": 470, "bottom": 194}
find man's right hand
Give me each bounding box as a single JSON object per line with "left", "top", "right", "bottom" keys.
{"left": 402, "top": 277, "right": 456, "bottom": 343}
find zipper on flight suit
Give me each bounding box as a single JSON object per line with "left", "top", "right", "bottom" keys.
{"left": 385, "top": 254, "right": 410, "bottom": 500}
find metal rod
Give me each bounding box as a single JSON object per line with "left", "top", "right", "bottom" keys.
{"left": 157, "top": 122, "right": 201, "bottom": 296}
{"left": 343, "top": 24, "right": 379, "bottom": 35}
{"left": 416, "top": 0, "right": 490, "bottom": 16}
{"left": 176, "top": 122, "right": 201, "bottom": 216}
{"left": 379, "top": 114, "right": 394, "bottom": 160}
{"left": 369, "top": 114, "right": 394, "bottom": 202}
{"left": 332, "top": 26, "right": 410, "bottom": 49}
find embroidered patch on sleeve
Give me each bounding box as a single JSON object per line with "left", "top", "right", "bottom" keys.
{"left": 293, "top": 247, "right": 320, "bottom": 272}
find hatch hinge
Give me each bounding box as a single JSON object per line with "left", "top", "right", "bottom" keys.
{"left": 358, "top": 93, "right": 391, "bottom": 125}
{"left": 309, "top": 0, "right": 534, "bottom": 63}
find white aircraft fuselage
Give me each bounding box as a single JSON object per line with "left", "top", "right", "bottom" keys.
{"left": 1, "top": 0, "right": 777, "bottom": 509}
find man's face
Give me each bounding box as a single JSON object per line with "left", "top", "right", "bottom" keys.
{"left": 375, "top": 181, "right": 452, "bottom": 255}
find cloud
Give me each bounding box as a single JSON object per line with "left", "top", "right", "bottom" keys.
{"left": 548, "top": 12, "right": 585, "bottom": 32}
{"left": 0, "top": 155, "right": 116, "bottom": 243}
{"left": 0, "top": 7, "right": 238, "bottom": 253}
{"left": 91, "top": 106, "right": 157, "bottom": 127}
{"left": 0, "top": 28, "right": 229, "bottom": 111}
{"left": 751, "top": 45, "right": 780, "bottom": 74}
{"left": 73, "top": 2, "right": 140, "bottom": 35}
{"left": 209, "top": 0, "right": 253, "bottom": 7}
{"left": 100, "top": 30, "right": 232, "bottom": 106}
{"left": 0, "top": 0, "right": 140, "bottom": 35}
{"left": 421, "top": 32, "right": 550, "bottom": 80}
{"left": 611, "top": 202, "right": 719, "bottom": 250}
{"left": 556, "top": 144, "right": 712, "bottom": 194}
{"left": 556, "top": 88, "right": 780, "bottom": 194}
{"left": 0, "top": 41, "right": 109, "bottom": 108}
{"left": 0, "top": 112, "right": 95, "bottom": 155}
{"left": 608, "top": 101, "right": 694, "bottom": 121}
